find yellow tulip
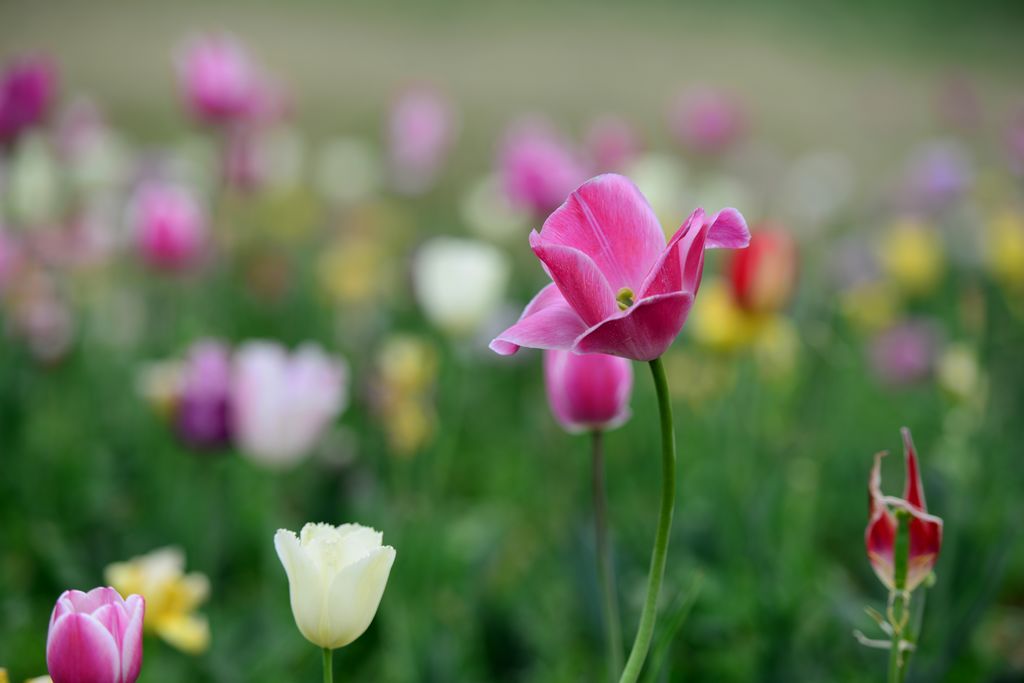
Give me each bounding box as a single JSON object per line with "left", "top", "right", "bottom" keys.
{"left": 878, "top": 218, "right": 944, "bottom": 296}
{"left": 986, "top": 210, "right": 1024, "bottom": 290}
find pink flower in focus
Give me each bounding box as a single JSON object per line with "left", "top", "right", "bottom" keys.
{"left": 129, "top": 181, "right": 208, "bottom": 272}
{"left": 0, "top": 55, "right": 57, "bottom": 146}
{"left": 866, "top": 428, "right": 943, "bottom": 592}
{"left": 47, "top": 586, "right": 144, "bottom": 683}
{"left": 669, "top": 87, "right": 745, "bottom": 155}
{"left": 586, "top": 116, "right": 641, "bottom": 172}
{"left": 388, "top": 85, "right": 457, "bottom": 195}
{"left": 176, "top": 34, "right": 260, "bottom": 125}
{"left": 231, "top": 341, "right": 348, "bottom": 468}
{"left": 175, "top": 340, "right": 233, "bottom": 450}
{"left": 491, "top": 174, "right": 750, "bottom": 361}
{"left": 499, "top": 118, "right": 589, "bottom": 217}
{"left": 544, "top": 349, "right": 632, "bottom": 433}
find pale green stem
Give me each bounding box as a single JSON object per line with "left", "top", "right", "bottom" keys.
{"left": 592, "top": 429, "right": 624, "bottom": 680}
{"left": 619, "top": 357, "right": 676, "bottom": 683}
{"left": 323, "top": 647, "right": 333, "bottom": 683}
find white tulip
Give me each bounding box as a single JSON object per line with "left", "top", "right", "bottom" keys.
{"left": 412, "top": 237, "right": 510, "bottom": 337}
{"left": 274, "top": 523, "right": 396, "bottom": 649}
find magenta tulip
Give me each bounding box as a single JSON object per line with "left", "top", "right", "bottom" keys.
{"left": 668, "top": 87, "right": 745, "bottom": 155}
{"left": 387, "top": 85, "right": 457, "bottom": 195}
{"left": 491, "top": 174, "right": 749, "bottom": 361}
{"left": 544, "top": 349, "right": 632, "bottom": 433}
{"left": 866, "top": 428, "right": 943, "bottom": 592}
{"left": 47, "top": 587, "right": 144, "bottom": 683}
{"left": 176, "top": 34, "right": 260, "bottom": 125}
{"left": 0, "top": 55, "right": 57, "bottom": 146}
{"left": 129, "top": 181, "right": 208, "bottom": 272}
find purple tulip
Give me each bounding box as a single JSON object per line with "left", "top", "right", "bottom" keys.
{"left": 175, "top": 341, "right": 233, "bottom": 449}
{"left": 387, "top": 85, "right": 457, "bottom": 195}
{"left": 498, "top": 118, "right": 588, "bottom": 217}
{"left": 904, "top": 141, "right": 972, "bottom": 210}
{"left": 0, "top": 55, "right": 57, "bottom": 146}
{"left": 544, "top": 349, "right": 632, "bottom": 433}
{"left": 491, "top": 174, "right": 749, "bottom": 361}
{"left": 47, "top": 587, "right": 144, "bottom": 683}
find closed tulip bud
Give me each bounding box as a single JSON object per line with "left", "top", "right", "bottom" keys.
{"left": 544, "top": 349, "right": 632, "bottom": 433}
{"left": 866, "top": 428, "right": 943, "bottom": 592}
{"left": 0, "top": 55, "right": 57, "bottom": 147}
{"left": 129, "top": 181, "right": 208, "bottom": 272}
{"left": 274, "top": 523, "right": 396, "bottom": 649}
{"left": 727, "top": 225, "right": 799, "bottom": 314}
{"left": 46, "top": 587, "right": 144, "bottom": 683}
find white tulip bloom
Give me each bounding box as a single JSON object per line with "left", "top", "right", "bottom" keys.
{"left": 274, "top": 523, "right": 396, "bottom": 649}
{"left": 412, "top": 237, "right": 510, "bottom": 337}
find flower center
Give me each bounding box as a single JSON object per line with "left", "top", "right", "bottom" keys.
{"left": 616, "top": 287, "right": 635, "bottom": 311}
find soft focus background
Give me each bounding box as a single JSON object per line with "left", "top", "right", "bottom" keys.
{"left": 2, "top": 1, "right": 1024, "bottom": 681}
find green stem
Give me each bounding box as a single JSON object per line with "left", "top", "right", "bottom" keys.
{"left": 888, "top": 511, "right": 910, "bottom": 683}
{"left": 619, "top": 357, "right": 676, "bottom": 683}
{"left": 592, "top": 429, "right": 624, "bottom": 680}
{"left": 323, "top": 647, "right": 333, "bottom": 683}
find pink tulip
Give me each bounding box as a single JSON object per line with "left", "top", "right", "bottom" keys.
{"left": 869, "top": 320, "right": 939, "bottom": 387}
{"left": 388, "top": 85, "right": 457, "bottom": 195}
{"left": 498, "top": 118, "right": 589, "bottom": 217}
{"left": 866, "top": 428, "right": 943, "bottom": 592}
{"left": 668, "top": 87, "right": 745, "bottom": 155}
{"left": 176, "top": 34, "right": 260, "bottom": 125}
{"left": 129, "top": 181, "right": 208, "bottom": 272}
{"left": 544, "top": 349, "right": 632, "bottom": 433}
{"left": 491, "top": 174, "right": 749, "bottom": 361}
{"left": 175, "top": 340, "right": 233, "bottom": 450}
{"left": 47, "top": 587, "right": 144, "bottom": 683}
{"left": 585, "top": 116, "right": 641, "bottom": 172}
{"left": 0, "top": 55, "right": 57, "bottom": 146}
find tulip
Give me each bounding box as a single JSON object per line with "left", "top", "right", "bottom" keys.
{"left": 491, "top": 173, "right": 750, "bottom": 362}
{"left": 866, "top": 428, "right": 943, "bottom": 592}
{"left": 726, "top": 225, "right": 799, "bottom": 314}
{"left": 498, "top": 118, "right": 589, "bottom": 217}
{"left": 174, "top": 341, "right": 233, "bottom": 450}
{"left": 105, "top": 548, "right": 210, "bottom": 654}
{"left": 274, "top": 523, "right": 395, "bottom": 663}
{"left": 903, "top": 141, "right": 972, "bottom": 210}
{"left": 412, "top": 237, "right": 510, "bottom": 337}
{"left": 129, "top": 181, "right": 209, "bottom": 272}
{"left": 231, "top": 342, "right": 348, "bottom": 468}
{"left": 0, "top": 55, "right": 57, "bottom": 147}
{"left": 586, "top": 116, "right": 641, "bottom": 172}
{"left": 878, "top": 218, "right": 944, "bottom": 297}
{"left": 868, "top": 320, "right": 939, "bottom": 387}
{"left": 668, "top": 87, "right": 745, "bottom": 155}
{"left": 387, "top": 85, "right": 457, "bottom": 195}
{"left": 176, "top": 34, "right": 260, "bottom": 125}
{"left": 544, "top": 349, "right": 632, "bottom": 433}
{"left": 46, "top": 587, "right": 144, "bottom": 683}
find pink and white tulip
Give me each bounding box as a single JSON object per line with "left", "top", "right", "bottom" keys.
{"left": 491, "top": 174, "right": 750, "bottom": 361}
{"left": 46, "top": 587, "right": 144, "bottom": 683}
{"left": 544, "top": 349, "right": 632, "bottom": 433}
{"left": 387, "top": 85, "right": 457, "bottom": 195}
{"left": 129, "top": 181, "right": 208, "bottom": 272}
{"left": 231, "top": 341, "right": 348, "bottom": 468}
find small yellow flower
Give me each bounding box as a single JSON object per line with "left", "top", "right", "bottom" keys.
{"left": 689, "top": 280, "right": 762, "bottom": 352}
{"left": 878, "top": 218, "right": 944, "bottom": 296}
{"left": 986, "top": 210, "right": 1024, "bottom": 290}
{"left": 753, "top": 315, "right": 800, "bottom": 382}
{"left": 0, "top": 668, "right": 6, "bottom": 683}
{"left": 840, "top": 280, "right": 900, "bottom": 333}
{"left": 105, "top": 547, "right": 210, "bottom": 654}
{"left": 375, "top": 335, "right": 439, "bottom": 456}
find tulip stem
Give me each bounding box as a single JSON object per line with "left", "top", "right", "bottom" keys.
{"left": 619, "top": 357, "right": 676, "bottom": 683}
{"left": 888, "top": 511, "right": 911, "bottom": 683}
{"left": 322, "top": 647, "right": 333, "bottom": 683}
{"left": 592, "top": 429, "right": 624, "bottom": 681}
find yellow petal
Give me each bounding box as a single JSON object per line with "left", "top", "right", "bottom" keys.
{"left": 154, "top": 613, "right": 211, "bottom": 654}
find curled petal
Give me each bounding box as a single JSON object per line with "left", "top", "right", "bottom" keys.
{"left": 705, "top": 208, "right": 750, "bottom": 249}
{"left": 537, "top": 174, "right": 666, "bottom": 291}
{"left": 573, "top": 291, "right": 694, "bottom": 361}
{"left": 901, "top": 427, "right": 927, "bottom": 510}
{"left": 490, "top": 284, "right": 588, "bottom": 356}
{"left": 530, "top": 234, "right": 618, "bottom": 326}
{"left": 324, "top": 546, "right": 396, "bottom": 648}
{"left": 47, "top": 613, "right": 121, "bottom": 683}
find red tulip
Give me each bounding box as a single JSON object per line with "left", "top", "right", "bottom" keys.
{"left": 866, "top": 428, "right": 943, "bottom": 592}
{"left": 544, "top": 349, "right": 632, "bottom": 433}
{"left": 726, "top": 225, "right": 798, "bottom": 314}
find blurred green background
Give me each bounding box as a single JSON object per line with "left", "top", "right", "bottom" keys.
{"left": 1, "top": 1, "right": 1023, "bottom": 682}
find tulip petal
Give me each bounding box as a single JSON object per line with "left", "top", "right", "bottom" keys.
{"left": 324, "top": 546, "right": 396, "bottom": 649}
{"left": 537, "top": 174, "right": 666, "bottom": 291}
{"left": 640, "top": 208, "right": 707, "bottom": 298}
{"left": 530, "top": 234, "right": 618, "bottom": 326}
{"left": 119, "top": 595, "right": 144, "bottom": 683}
{"left": 274, "top": 529, "right": 326, "bottom": 647}
{"left": 901, "top": 427, "right": 927, "bottom": 510}
{"left": 490, "top": 284, "right": 588, "bottom": 355}
{"left": 886, "top": 497, "right": 944, "bottom": 591}
{"left": 705, "top": 208, "right": 751, "bottom": 249}
{"left": 154, "top": 613, "right": 210, "bottom": 655}
{"left": 47, "top": 613, "right": 121, "bottom": 683}
{"left": 573, "top": 291, "right": 694, "bottom": 361}
{"left": 865, "top": 451, "right": 897, "bottom": 588}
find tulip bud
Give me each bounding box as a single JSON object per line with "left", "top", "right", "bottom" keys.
{"left": 544, "top": 349, "right": 632, "bottom": 433}
{"left": 274, "top": 523, "right": 396, "bottom": 649}
{"left": 46, "top": 587, "right": 144, "bottom": 683}
{"left": 726, "top": 225, "right": 799, "bottom": 314}
{"left": 865, "top": 428, "right": 943, "bottom": 592}
{"left": 129, "top": 181, "right": 209, "bottom": 272}
{"left": 176, "top": 34, "right": 260, "bottom": 126}
{"left": 0, "top": 55, "right": 57, "bottom": 147}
